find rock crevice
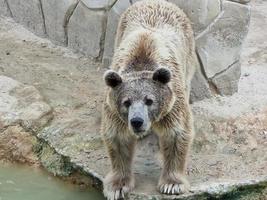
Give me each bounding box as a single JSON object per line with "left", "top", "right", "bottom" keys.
{"left": 4, "top": 0, "right": 13, "bottom": 17}
{"left": 64, "top": 1, "right": 79, "bottom": 46}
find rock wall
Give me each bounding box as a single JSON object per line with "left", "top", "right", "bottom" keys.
{"left": 0, "top": 0, "right": 251, "bottom": 101}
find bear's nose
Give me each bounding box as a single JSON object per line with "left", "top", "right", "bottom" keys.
{"left": 130, "top": 117, "right": 144, "bottom": 130}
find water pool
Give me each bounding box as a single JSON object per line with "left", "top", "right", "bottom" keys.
{"left": 0, "top": 164, "right": 105, "bottom": 200}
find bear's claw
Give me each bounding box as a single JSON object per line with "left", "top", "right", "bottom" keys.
{"left": 104, "top": 186, "right": 130, "bottom": 200}
{"left": 103, "top": 173, "right": 134, "bottom": 200}
{"left": 159, "top": 183, "right": 187, "bottom": 195}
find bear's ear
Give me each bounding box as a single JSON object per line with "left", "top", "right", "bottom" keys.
{"left": 152, "top": 67, "right": 171, "bottom": 84}
{"left": 104, "top": 70, "right": 122, "bottom": 88}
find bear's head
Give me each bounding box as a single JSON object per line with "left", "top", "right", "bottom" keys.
{"left": 104, "top": 67, "right": 174, "bottom": 137}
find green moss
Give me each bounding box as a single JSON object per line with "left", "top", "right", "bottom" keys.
{"left": 215, "top": 182, "right": 267, "bottom": 200}
{"left": 130, "top": 182, "right": 267, "bottom": 200}
{"left": 34, "top": 139, "right": 73, "bottom": 176}
{"left": 32, "top": 139, "right": 44, "bottom": 155}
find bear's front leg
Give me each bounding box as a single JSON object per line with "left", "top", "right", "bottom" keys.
{"left": 155, "top": 110, "right": 194, "bottom": 195}
{"left": 157, "top": 128, "right": 192, "bottom": 195}
{"left": 103, "top": 132, "right": 136, "bottom": 200}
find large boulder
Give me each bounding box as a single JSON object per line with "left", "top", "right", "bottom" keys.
{"left": 0, "top": 76, "right": 52, "bottom": 131}
{"left": 196, "top": 1, "right": 250, "bottom": 79}
{"left": 211, "top": 61, "right": 241, "bottom": 95}
{"left": 228, "top": 0, "right": 250, "bottom": 4}
{"left": 7, "top": 0, "right": 46, "bottom": 37}
{"left": 67, "top": 2, "right": 106, "bottom": 59}
{"left": 190, "top": 68, "right": 212, "bottom": 102}
{"left": 0, "top": 0, "right": 11, "bottom": 17}
{"left": 41, "top": 0, "right": 78, "bottom": 45}
{"left": 81, "top": 0, "right": 117, "bottom": 10}
{"left": 103, "top": 0, "right": 131, "bottom": 66}
{"left": 0, "top": 76, "right": 53, "bottom": 164}
{"left": 169, "top": 0, "right": 221, "bottom": 35}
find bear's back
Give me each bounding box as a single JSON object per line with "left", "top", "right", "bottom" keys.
{"left": 122, "top": 0, "right": 192, "bottom": 35}
{"left": 111, "top": 0, "right": 196, "bottom": 91}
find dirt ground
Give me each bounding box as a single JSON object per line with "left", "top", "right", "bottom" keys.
{"left": 0, "top": 0, "right": 266, "bottom": 199}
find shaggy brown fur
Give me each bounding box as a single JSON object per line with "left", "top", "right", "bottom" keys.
{"left": 101, "top": 0, "right": 197, "bottom": 199}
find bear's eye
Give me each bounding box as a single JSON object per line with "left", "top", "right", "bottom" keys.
{"left": 145, "top": 98, "right": 153, "bottom": 106}
{"left": 123, "top": 99, "right": 131, "bottom": 108}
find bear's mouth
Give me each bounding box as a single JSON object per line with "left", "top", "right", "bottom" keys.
{"left": 132, "top": 129, "right": 150, "bottom": 139}
{"left": 133, "top": 129, "right": 146, "bottom": 134}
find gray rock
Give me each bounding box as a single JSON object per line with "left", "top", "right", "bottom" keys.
{"left": 102, "top": 6, "right": 120, "bottom": 67}
{"left": 0, "top": 76, "right": 52, "bottom": 131}
{"left": 169, "top": 0, "right": 221, "bottom": 34}
{"left": 130, "top": 0, "right": 139, "bottom": 4}
{"left": 68, "top": 2, "right": 106, "bottom": 58}
{"left": 190, "top": 69, "right": 212, "bottom": 103}
{"left": 102, "top": 0, "right": 137, "bottom": 67}
{"left": 196, "top": 1, "right": 250, "bottom": 79}
{"left": 0, "top": 0, "right": 11, "bottom": 17}
{"left": 81, "top": 0, "right": 118, "bottom": 10}
{"left": 38, "top": 107, "right": 107, "bottom": 179}
{"left": 41, "top": 0, "right": 78, "bottom": 45}
{"left": 0, "top": 126, "right": 39, "bottom": 164}
{"left": 227, "top": 0, "right": 251, "bottom": 4}
{"left": 112, "top": 0, "right": 130, "bottom": 15}
{"left": 39, "top": 143, "right": 74, "bottom": 176}
{"left": 211, "top": 61, "right": 241, "bottom": 96}
{"left": 7, "top": 0, "right": 46, "bottom": 37}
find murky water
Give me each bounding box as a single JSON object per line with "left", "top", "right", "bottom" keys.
{"left": 0, "top": 164, "right": 105, "bottom": 200}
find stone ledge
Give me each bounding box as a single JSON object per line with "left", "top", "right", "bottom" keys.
{"left": 128, "top": 179, "right": 267, "bottom": 200}
{"left": 36, "top": 92, "right": 267, "bottom": 200}
{"left": 0, "top": 76, "right": 53, "bottom": 132}
{"left": 0, "top": 74, "right": 266, "bottom": 199}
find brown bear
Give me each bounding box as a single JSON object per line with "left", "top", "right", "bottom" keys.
{"left": 101, "top": 0, "right": 197, "bottom": 199}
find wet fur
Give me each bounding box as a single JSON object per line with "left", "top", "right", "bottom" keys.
{"left": 101, "top": 0, "right": 197, "bottom": 199}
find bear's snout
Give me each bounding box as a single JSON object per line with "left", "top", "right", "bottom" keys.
{"left": 130, "top": 117, "right": 144, "bottom": 131}
{"left": 128, "top": 101, "right": 150, "bottom": 134}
